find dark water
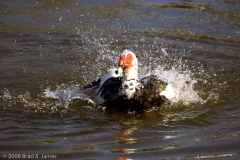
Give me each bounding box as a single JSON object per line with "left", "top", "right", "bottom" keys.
{"left": 1, "top": 0, "right": 240, "bottom": 159}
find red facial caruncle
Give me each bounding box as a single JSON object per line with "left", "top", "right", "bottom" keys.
{"left": 118, "top": 53, "right": 134, "bottom": 72}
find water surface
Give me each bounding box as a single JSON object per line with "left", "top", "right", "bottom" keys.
{"left": 0, "top": 0, "right": 240, "bottom": 159}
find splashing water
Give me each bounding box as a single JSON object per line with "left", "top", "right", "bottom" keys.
{"left": 43, "top": 84, "right": 96, "bottom": 108}
{"left": 42, "top": 65, "right": 203, "bottom": 110}
{"left": 134, "top": 47, "right": 205, "bottom": 106}
{"left": 153, "top": 66, "right": 203, "bottom": 105}
{"left": 74, "top": 31, "right": 206, "bottom": 107}
{"left": 1, "top": 86, "right": 96, "bottom": 114}
{"left": 137, "top": 62, "right": 203, "bottom": 106}
{"left": 2, "top": 89, "right": 12, "bottom": 100}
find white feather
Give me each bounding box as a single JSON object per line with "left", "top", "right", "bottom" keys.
{"left": 160, "top": 84, "right": 175, "bottom": 100}
{"left": 98, "top": 68, "right": 122, "bottom": 91}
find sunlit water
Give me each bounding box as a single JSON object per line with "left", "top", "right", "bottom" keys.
{"left": 1, "top": 0, "right": 240, "bottom": 159}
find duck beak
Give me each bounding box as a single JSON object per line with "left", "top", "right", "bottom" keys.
{"left": 119, "top": 57, "right": 124, "bottom": 67}
{"left": 119, "top": 64, "right": 126, "bottom": 72}
{"left": 117, "top": 67, "right": 123, "bottom": 75}
{"left": 118, "top": 57, "right": 125, "bottom": 71}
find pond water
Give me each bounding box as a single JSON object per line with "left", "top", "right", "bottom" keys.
{"left": 0, "top": 0, "right": 240, "bottom": 159}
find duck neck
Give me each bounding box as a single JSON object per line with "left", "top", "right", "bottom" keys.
{"left": 119, "top": 68, "right": 140, "bottom": 99}
{"left": 123, "top": 68, "right": 139, "bottom": 81}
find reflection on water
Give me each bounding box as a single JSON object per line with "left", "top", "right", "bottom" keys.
{"left": 1, "top": 0, "right": 240, "bottom": 159}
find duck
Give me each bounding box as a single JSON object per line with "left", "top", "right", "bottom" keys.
{"left": 84, "top": 50, "right": 175, "bottom": 113}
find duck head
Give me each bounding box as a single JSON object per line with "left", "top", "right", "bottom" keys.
{"left": 118, "top": 50, "right": 140, "bottom": 99}
{"left": 118, "top": 50, "right": 138, "bottom": 80}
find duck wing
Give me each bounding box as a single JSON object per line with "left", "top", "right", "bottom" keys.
{"left": 84, "top": 68, "right": 122, "bottom": 91}
{"left": 128, "top": 75, "right": 169, "bottom": 110}
{"left": 99, "top": 76, "right": 123, "bottom": 106}
{"left": 140, "top": 75, "right": 167, "bottom": 93}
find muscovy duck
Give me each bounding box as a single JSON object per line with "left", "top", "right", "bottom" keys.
{"left": 84, "top": 50, "right": 175, "bottom": 113}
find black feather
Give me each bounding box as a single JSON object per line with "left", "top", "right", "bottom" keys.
{"left": 99, "top": 77, "right": 122, "bottom": 105}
